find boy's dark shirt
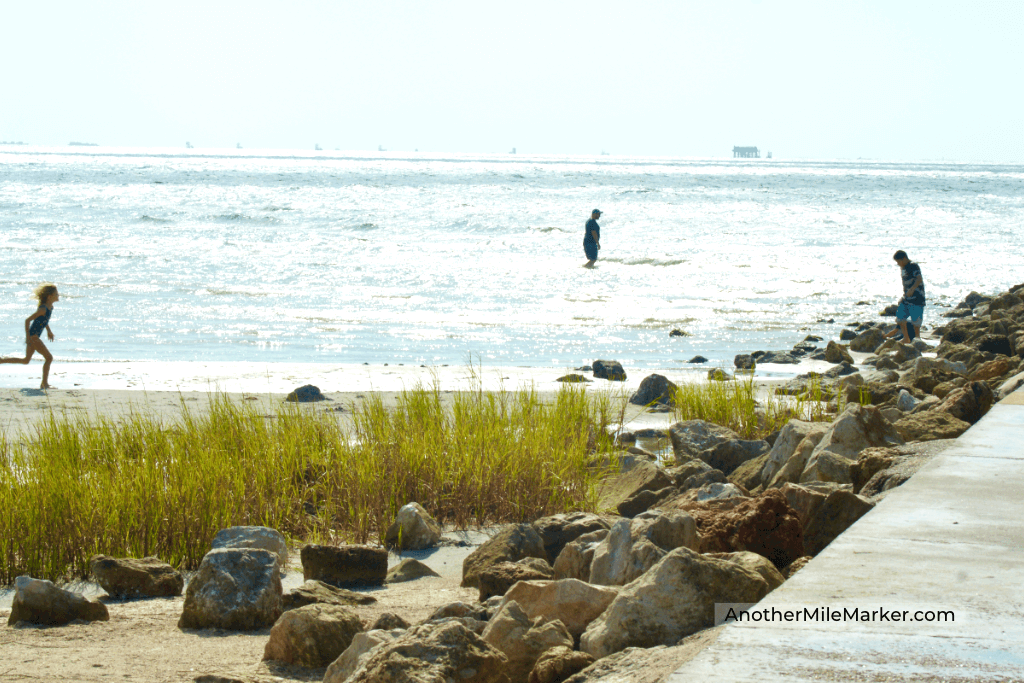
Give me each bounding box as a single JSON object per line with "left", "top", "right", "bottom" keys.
{"left": 584, "top": 218, "right": 600, "bottom": 244}
{"left": 901, "top": 262, "right": 925, "bottom": 306}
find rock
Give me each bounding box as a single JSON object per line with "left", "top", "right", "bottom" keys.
{"left": 839, "top": 329, "right": 857, "bottom": 341}
{"left": 286, "top": 384, "right": 325, "bottom": 402}
{"left": 932, "top": 380, "right": 964, "bottom": 399}
{"left": 708, "top": 368, "right": 734, "bottom": 381}
{"left": 859, "top": 440, "right": 956, "bottom": 499}
{"left": 580, "top": 548, "right": 768, "bottom": 658}
{"left": 734, "top": 354, "right": 756, "bottom": 370}
{"left": 801, "top": 404, "right": 903, "bottom": 484}
{"left": 681, "top": 468, "right": 729, "bottom": 492}
{"left": 728, "top": 452, "right": 770, "bottom": 491}
{"left": 499, "top": 579, "right": 619, "bottom": 640}
{"left": 556, "top": 374, "right": 591, "bottom": 383}
{"left": 383, "top": 502, "right": 443, "bottom": 551}
{"left": 589, "top": 519, "right": 666, "bottom": 586}
{"left": 880, "top": 304, "right": 899, "bottom": 317}
{"left": 800, "top": 450, "right": 854, "bottom": 486}
{"left": 896, "top": 389, "right": 922, "bottom": 412}
{"left": 211, "top": 526, "right": 289, "bottom": 567}
{"left": 894, "top": 411, "right": 971, "bottom": 443}
{"left": 596, "top": 460, "right": 673, "bottom": 512}
{"left": 89, "top": 555, "right": 183, "bottom": 600}
{"left": 669, "top": 328, "right": 689, "bottom": 337}
{"left": 386, "top": 558, "right": 441, "bottom": 583}
{"left": 969, "top": 358, "right": 1015, "bottom": 382}
{"left": 301, "top": 544, "right": 387, "bottom": 587}
{"left": 370, "top": 613, "right": 410, "bottom": 631}
{"left": 766, "top": 429, "right": 828, "bottom": 488}
{"left": 668, "top": 458, "right": 712, "bottom": 485}
{"left": 7, "top": 576, "right": 109, "bottom": 626}
{"left": 782, "top": 556, "right": 812, "bottom": 579}
{"left": 344, "top": 621, "right": 509, "bottom": 683}
{"left": 850, "top": 328, "right": 885, "bottom": 353}
{"left": 778, "top": 483, "right": 828, "bottom": 527}
{"left": 936, "top": 381, "right": 995, "bottom": 424}
{"left": 628, "top": 374, "right": 678, "bottom": 407}
{"left": 849, "top": 448, "right": 899, "bottom": 494}
{"left": 892, "top": 342, "right": 921, "bottom": 364}
{"left": 977, "top": 334, "right": 1013, "bottom": 356}
{"left": 482, "top": 601, "right": 573, "bottom": 683}
{"left": 323, "top": 629, "right": 406, "bottom": 683}
{"left": 263, "top": 603, "right": 363, "bottom": 668}
{"left": 562, "top": 642, "right": 716, "bottom": 683}
{"left": 986, "top": 292, "right": 1023, "bottom": 312}
{"left": 282, "top": 579, "right": 377, "bottom": 611}
{"left": 669, "top": 420, "right": 741, "bottom": 461}
{"left": 803, "top": 490, "right": 876, "bottom": 555}
{"left": 685, "top": 482, "right": 748, "bottom": 503}
{"left": 688, "top": 355, "right": 708, "bottom": 363}
{"left": 706, "top": 551, "right": 785, "bottom": 591}
{"left": 427, "top": 601, "right": 489, "bottom": 623}
{"left": 529, "top": 646, "right": 595, "bottom": 683}
{"left": 760, "top": 420, "right": 829, "bottom": 486}
{"left": 824, "top": 361, "right": 859, "bottom": 378}
{"left": 673, "top": 489, "right": 804, "bottom": 569}
{"left": 552, "top": 530, "right": 608, "bottom": 582}
{"left": 462, "top": 524, "right": 547, "bottom": 588}
{"left": 479, "top": 561, "right": 554, "bottom": 602}
{"left": 875, "top": 356, "right": 899, "bottom": 371}
{"left": 532, "top": 512, "right": 611, "bottom": 564}
{"left": 698, "top": 439, "right": 770, "bottom": 476}
{"left": 756, "top": 351, "right": 800, "bottom": 364}
{"left": 178, "top": 548, "right": 282, "bottom": 630}
{"left": 824, "top": 341, "right": 854, "bottom": 364}
{"left": 997, "top": 372, "right": 1024, "bottom": 401}
{"left": 592, "top": 360, "right": 626, "bottom": 381}
{"left": 616, "top": 486, "right": 677, "bottom": 518}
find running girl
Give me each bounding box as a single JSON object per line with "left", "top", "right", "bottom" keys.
{"left": 1, "top": 284, "right": 60, "bottom": 389}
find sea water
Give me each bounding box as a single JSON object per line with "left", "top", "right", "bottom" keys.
{"left": 1, "top": 147, "right": 1022, "bottom": 377}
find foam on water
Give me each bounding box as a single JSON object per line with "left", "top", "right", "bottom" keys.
{"left": 1, "top": 147, "right": 1022, "bottom": 379}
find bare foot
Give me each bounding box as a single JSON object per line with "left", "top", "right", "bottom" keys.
{"left": 41, "top": 384, "right": 55, "bottom": 390}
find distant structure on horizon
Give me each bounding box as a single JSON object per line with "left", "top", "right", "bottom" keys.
{"left": 69, "top": 141, "right": 98, "bottom": 147}
{"left": 733, "top": 146, "right": 760, "bottom": 158}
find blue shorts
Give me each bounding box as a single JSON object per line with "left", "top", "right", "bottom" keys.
{"left": 584, "top": 241, "right": 598, "bottom": 261}
{"left": 895, "top": 301, "right": 924, "bottom": 324}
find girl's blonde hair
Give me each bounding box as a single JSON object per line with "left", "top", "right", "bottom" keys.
{"left": 34, "top": 284, "right": 58, "bottom": 306}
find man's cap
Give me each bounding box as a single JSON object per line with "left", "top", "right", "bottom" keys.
{"left": 592, "top": 209, "right": 602, "bottom": 215}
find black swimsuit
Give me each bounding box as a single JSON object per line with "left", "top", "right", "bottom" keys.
{"left": 28, "top": 306, "right": 52, "bottom": 338}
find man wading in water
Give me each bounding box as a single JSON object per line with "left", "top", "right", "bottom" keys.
{"left": 884, "top": 250, "right": 925, "bottom": 342}
{"left": 583, "top": 209, "right": 601, "bottom": 268}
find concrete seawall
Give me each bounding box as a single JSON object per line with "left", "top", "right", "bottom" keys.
{"left": 670, "top": 389, "right": 1024, "bottom": 681}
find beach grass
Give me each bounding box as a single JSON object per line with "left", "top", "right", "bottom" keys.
{"left": 0, "top": 383, "right": 615, "bottom": 584}
{"left": 670, "top": 374, "right": 844, "bottom": 440}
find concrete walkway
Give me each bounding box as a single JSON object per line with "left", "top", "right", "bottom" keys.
{"left": 670, "top": 389, "right": 1024, "bottom": 682}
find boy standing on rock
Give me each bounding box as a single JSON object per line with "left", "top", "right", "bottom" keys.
{"left": 885, "top": 250, "right": 925, "bottom": 342}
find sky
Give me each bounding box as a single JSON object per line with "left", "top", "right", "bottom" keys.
{"left": 2, "top": 0, "right": 1023, "bottom": 161}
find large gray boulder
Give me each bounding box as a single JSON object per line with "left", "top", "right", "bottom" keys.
{"left": 593, "top": 360, "right": 627, "bottom": 381}
{"left": 178, "top": 548, "right": 282, "bottom": 630}
{"left": 669, "top": 420, "right": 741, "bottom": 461}
{"left": 760, "top": 420, "right": 828, "bottom": 485}
{"left": 589, "top": 511, "right": 700, "bottom": 587}
{"left": 8, "top": 576, "right": 109, "bottom": 626}
{"left": 481, "top": 601, "right": 573, "bottom": 683}
{"left": 324, "top": 629, "right": 406, "bottom": 683}
{"left": 462, "top": 524, "right": 547, "bottom": 588}
{"left": 263, "top": 603, "right": 363, "bottom": 668}
{"left": 499, "top": 579, "right": 619, "bottom": 640}
{"left": 801, "top": 404, "right": 903, "bottom": 484}
{"left": 301, "top": 544, "right": 388, "bottom": 587}
{"left": 579, "top": 547, "right": 769, "bottom": 658}
{"left": 211, "top": 526, "right": 289, "bottom": 567}
{"left": 705, "top": 551, "right": 785, "bottom": 591}
{"left": 344, "top": 621, "right": 509, "bottom": 683}
{"left": 90, "top": 555, "right": 183, "bottom": 599}
{"left": 383, "top": 502, "right": 443, "bottom": 550}
{"left": 850, "top": 327, "right": 885, "bottom": 353}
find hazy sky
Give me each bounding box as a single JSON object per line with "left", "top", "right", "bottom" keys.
{"left": 2, "top": 1, "right": 1022, "bottom": 160}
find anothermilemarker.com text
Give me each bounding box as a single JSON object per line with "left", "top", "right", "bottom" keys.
{"left": 716, "top": 604, "right": 954, "bottom": 626}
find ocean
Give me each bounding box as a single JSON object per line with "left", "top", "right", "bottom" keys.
{"left": 1, "top": 147, "right": 1022, "bottom": 378}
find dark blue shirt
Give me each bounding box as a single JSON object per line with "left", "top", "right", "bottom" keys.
{"left": 584, "top": 218, "right": 600, "bottom": 244}
{"left": 901, "top": 262, "right": 925, "bottom": 305}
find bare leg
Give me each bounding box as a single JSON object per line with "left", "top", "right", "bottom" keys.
{"left": 0, "top": 343, "right": 36, "bottom": 365}
{"left": 897, "top": 319, "right": 910, "bottom": 341}
{"left": 583, "top": 260, "right": 596, "bottom": 268}
{"left": 27, "top": 337, "right": 53, "bottom": 389}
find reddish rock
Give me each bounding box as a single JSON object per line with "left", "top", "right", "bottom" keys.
{"left": 968, "top": 358, "right": 1014, "bottom": 382}
{"left": 669, "top": 489, "right": 804, "bottom": 570}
